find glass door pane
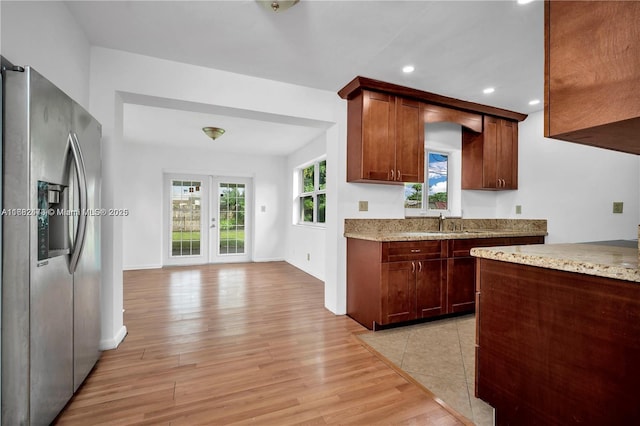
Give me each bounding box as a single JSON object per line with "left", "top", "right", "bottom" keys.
{"left": 165, "top": 173, "right": 209, "bottom": 266}
{"left": 171, "top": 180, "right": 202, "bottom": 257}
{"left": 218, "top": 183, "right": 245, "bottom": 255}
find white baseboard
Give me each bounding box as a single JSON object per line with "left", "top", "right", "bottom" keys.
{"left": 252, "top": 257, "right": 285, "bottom": 263}
{"left": 123, "top": 264, "right": 162, "bottom": 271}
{"left": 99, "top": 325, "right": 128, "bottom": 350}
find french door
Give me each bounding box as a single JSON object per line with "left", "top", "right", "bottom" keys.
{"left": 209, "top": 177, "right": 251, "bottom": 263}
{"left": 164, "top": 174, "right": 251, "bottom": 266}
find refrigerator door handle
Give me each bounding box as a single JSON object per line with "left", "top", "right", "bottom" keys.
{"left": 68, "top": 132, "right": 88, "bottom": 274}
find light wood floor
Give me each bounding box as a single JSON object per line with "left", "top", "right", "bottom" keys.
{"left": 56, "top": 262, "right": 469, "bottom": 425}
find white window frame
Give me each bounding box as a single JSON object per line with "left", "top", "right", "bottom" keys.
{"left": 404, "top": 150, "right": 452, "bottom": 217}
{"left": 296, "top": 158, "right": 326, "bottom": 226}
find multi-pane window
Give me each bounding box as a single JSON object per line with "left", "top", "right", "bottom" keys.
{"left": 404, "top": 151, "right": 449, "bottom": 214}
{"left": 298, "top": 159, "right": 326, "bottom": 224}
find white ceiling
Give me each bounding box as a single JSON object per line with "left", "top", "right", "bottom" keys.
{"left": 66, "top": 0, "right": 544, "bottom": 155}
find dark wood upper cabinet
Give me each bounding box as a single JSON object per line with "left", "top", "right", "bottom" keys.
{"left": 462, "top": 115, "right": 518, "bottom": 190}
{"left": 545, "top": 0, "right": 640, "bottom": 155}
{"left": 339, "top": 76, "right": 527, "bottom": 187}
{"left": 346, "top": 90, "right": 423, "bottom": 183}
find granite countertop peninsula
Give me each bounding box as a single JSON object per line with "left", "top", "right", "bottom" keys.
{"left": 471, "top": 242, "right": 640, "bottom": 283}
{"left": 344, "top": 218, "right": 548, "bottom": 242}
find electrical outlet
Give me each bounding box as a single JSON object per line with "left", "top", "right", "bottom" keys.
{"left": 515, "top": 205, "right": 522, "bottom": 215}
{"left": 358, "top": 201, "right": 368, "bottom": 212}
{"left": 613, "top": 202, "right": 623, "bottom": 214}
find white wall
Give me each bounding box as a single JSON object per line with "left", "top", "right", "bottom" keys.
{"left": 495, "top": 110, "right": 640, "bottom": 243}
{"left": 285, "top": 134, "right": 327, "bottom": 280}
{"left": 121, "top": 143, "right": 287, "bottom": 269}
{"left": 0, "top": 1, "right": 91, "bottom": 108}
{"left": 89, "top": 47, "right": 343, "bottom": 346}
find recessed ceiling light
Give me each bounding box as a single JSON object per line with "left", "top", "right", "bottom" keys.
{"left": 483, "top": 87, "right": 495, "bottom": 94}
{"left": 529, "top": 99, "right": 541, "bottom": 106}
{"left": 517, "top": 0, "right": 535, "bottom": 4}
{"left": 402, "top": 65, "right": 415, "bottom": 73}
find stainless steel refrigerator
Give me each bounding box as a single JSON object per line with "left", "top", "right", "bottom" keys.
{"left": 1, "top": 57, "right": 102, "bottom": 425}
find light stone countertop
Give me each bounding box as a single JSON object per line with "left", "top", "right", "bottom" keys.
{"left": 343, "top": 230, "right": 548, "bottom": 242}
{"left": 471, "top": 243, "right": 640, "bottom": 283}
{"left": 344, "top": 218, "right": 548, "bottom": 241}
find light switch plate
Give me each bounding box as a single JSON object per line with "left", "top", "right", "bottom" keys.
{"left": 515, "top": 205, "right": 522, "bottom": 214}
{"left": 358, "top": 201, "right": 368, "bottom": 212}
{"left": 613, "top": 202, "right": 623, "bottom": 214}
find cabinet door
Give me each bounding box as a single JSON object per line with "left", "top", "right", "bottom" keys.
{"left": 416, "top": 259, "right": 445, "bottom": 318}
{"left": 497, "top": 118, "right": 517, "bottom": 189}
{"left": 362, "top": 91, "right": 395, "bottom": 181}
{"left": 462, "top": 116, "right": 518, "bottom": 190}
{"left": 395, "top": 97, "right": 424, "bottom": 183}
{"left": 447, "top": 257, "right": 476, "bottom": 314}
{"left": 482, "top": 116, "right": 499, "bottom": 189}
{"left": 381, "top": 261, "right": 417, "bottom": 325}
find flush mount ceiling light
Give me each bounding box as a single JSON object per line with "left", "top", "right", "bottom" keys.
{"left": 529, "top": 99, "right": 541, "bottom": 106}
{"left": 402, "top": 65, "right": 415, "bottom": 73}
{"left": 202, "top": 127, "right": 225, "bottom": 140}
{"left": 258, "top": 0, "right": 299, "bottom": 12}
{"left": 483, "top": 87, "right": 495, "bottom": 94}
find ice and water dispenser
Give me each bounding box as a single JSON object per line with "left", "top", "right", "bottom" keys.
{"left": 37, "top": 180, "right": 71, "bottom": 261}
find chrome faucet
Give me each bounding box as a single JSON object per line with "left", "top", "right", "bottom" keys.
{"left": 438, "top": 212, "right": 446, "bottom": 232}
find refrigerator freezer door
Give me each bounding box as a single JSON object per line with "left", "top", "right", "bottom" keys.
{"left": 29, "top": 67, "right": 75, "bottom": 425}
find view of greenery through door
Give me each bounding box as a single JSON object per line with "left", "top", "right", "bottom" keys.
{"left": 219, "top": 183, "right": 245, "bottom": 255}
{"left": 171, "top": 180, "right": 202, "bottom": 256}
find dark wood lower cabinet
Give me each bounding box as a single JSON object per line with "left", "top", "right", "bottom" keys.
{"left": 381, "top": 259, "right": 445, "bottom": 325}
{"left": 447, "top": 256, "right": 475, "bottom": 313}
{"left": 346, "top": 235, "right": 544, "bottom": 330}
{"left": 476, "top": 259, "right": 640, "bottom": 425}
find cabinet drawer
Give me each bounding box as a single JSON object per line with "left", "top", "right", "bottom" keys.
{"left": 449, "top": 238, "right": 508, "bottom": 257}
{"left": 449, "top": 236, "right": 544, "bottom": 257}
{"left": 382, "top": 240, "right": 444, "bottom": 262}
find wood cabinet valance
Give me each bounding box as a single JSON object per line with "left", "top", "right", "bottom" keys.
{"left": 338, "top": 76, "right": 528, "bottom": 122}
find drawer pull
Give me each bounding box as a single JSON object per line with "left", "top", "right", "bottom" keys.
{"left": 410, "top": 249, "right": 421, "bottom": 253}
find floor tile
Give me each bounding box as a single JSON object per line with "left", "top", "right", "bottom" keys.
{"left": 355, "top": 314, "right": 494, "bottom": 425}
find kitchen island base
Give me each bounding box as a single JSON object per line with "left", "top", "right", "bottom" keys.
{"left": 475, "top": 259, "right": 640, "bottom": 425}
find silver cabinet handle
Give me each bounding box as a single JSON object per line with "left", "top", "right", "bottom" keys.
{"left": 397, "top": 170, "right": 401, "bottom": 181}
{"left": 68, "top": 132, "right": 88, "bottom": 274}
{"left": 390, "top": 169, "right": 395, "bottom": 180}
{"left": 411, "top": 262, "right": 415, "bottom": 273}
{"left": 418, "top": 261, "right": 423, "bottom": 272}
